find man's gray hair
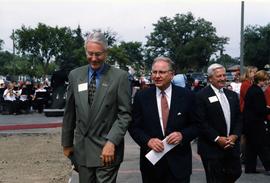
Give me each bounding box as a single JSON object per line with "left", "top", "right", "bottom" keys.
{"left": 152, "top": 56, "right": 175, "bottom": 71}
{"left": 207, "top": 63, "right": 225, "bottom": 77}
{"left": 85, "top": 30, "right": 108, "bottom": 50}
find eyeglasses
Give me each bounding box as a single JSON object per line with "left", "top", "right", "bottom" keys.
{"left": 151, "top": 70, "right": 172, "bottom": 76}
{"left": 86, "top": 51, "right": 105, "bottom": 57}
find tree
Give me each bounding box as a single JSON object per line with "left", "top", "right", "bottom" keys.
{"left": 145, "top": 12, "right": 228, "bottom": 72}
{"left": 0, "top": 39, "right": 3, "bottom": 50}
{"left": 12, "top": 23, "right": 85, "bottom": 77}
{"left": 107, "top": 41, "right": 144, "bottom": 73}
{"left": 0, "top": 51, "right": 14, "bottom": 75}
{"left": 103, "top": 28, "right": 118, "bottom": 47}
{"left": 214, "top": 54, "right": 239, "bottom": 69}
{"left": 118, "top": 41, "right": 144, "bottom": 75}
{"left": 107, "top": 45, "right": 129, "bottom": 69}
{"left": 244, "top": 24, "right": 270, "bottom": 69}
{"left": 12, "top": 23, "right": 58, "bottom": 76}
{"left": 55, "top": 25, "right": 85, "bottom": 72}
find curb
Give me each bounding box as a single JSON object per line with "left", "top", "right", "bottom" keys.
{"left": 0, "top": 122, "right": 62, "bottom": 131}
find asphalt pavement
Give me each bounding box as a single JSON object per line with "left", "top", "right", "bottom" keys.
{"left": 0, "top": 113, "right": 269, "bottom": 183}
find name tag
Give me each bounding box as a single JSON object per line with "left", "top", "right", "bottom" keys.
{"left": 208, "top": 96, "right": 218, "bottom": 103}
{"left": 78, "top": 83, "right": 88, "bottom": 92}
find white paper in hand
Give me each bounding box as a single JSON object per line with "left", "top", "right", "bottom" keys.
{"left": 68, "top": 170, "right": 79, "bottom": 183}
{"left": 145, "top": 136, "right": 177, "bottom": 165}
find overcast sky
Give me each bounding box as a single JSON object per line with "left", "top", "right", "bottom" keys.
{"left": 1, "top": 0, "right": 270, "bottom": 58}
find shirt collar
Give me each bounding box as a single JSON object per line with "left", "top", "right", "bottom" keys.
{"left": 156, "top": 84, "right": 172, "bottom": 96}
{"left": 210, "top": 84, "right": 224, "bottom": 93}
{"left": 88, "top": 64, "right": 105, "bottom": 77}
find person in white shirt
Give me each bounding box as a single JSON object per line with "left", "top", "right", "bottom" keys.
{"left": 3, "top": 83, "right": 19, "bottom": 114}
{"left": 230, "top": 74, "right": 241, "bottom": 98}
{"left": 32, "top": 83, "right": 48, "bottom": 113}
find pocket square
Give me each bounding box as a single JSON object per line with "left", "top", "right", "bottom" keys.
{"left": 177, "top": 112, "right": 182, "bottom": 116}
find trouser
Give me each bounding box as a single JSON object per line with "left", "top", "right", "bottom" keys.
{"left": 245, "top": 139, "right": 270, "bottom": 172}
{"left": 78, "top": 164, "right": 120, "bottom": 183}
{"left": 201, "top": 155, "right": 242, "bottom": 183}
{"left": 141, "top": 159, "right": 190, "bottom": 183}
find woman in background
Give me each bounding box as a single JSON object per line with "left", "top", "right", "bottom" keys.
{"left": 239, "top": 66, "right": 258, "bottom": 164}
{"left": 240, "top": 66, "right": 258, "bottom": 112}
{"left": 243, "top": 70, "right": 270, "bottom": 175}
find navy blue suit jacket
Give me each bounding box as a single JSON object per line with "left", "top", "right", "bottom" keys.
{"left": 195, "top": 86, "right": 242, "bottom": 159}
{"left": 129, "top": 85, "right": 198, "bottom": 179}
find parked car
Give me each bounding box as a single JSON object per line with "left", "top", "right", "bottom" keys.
{"left": 186, "top": 72, "right": 207, "bottom": 84}
{"left": 225, "top": 72, "right": 234, "bottom": 82}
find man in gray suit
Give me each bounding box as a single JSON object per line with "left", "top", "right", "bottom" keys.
{"left": 61, "top": 30, "right": 132, "bottom": 183}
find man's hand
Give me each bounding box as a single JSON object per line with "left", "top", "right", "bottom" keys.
{"left": 63, "top": 146, "right": 74, "bottom": 157}
{"left": 166, "top": 132, "right": 183, "bottom": 145}
{"left": 100, "top": 141, "right": 115, "bottom": 166}
{"left": 216, "top": 136, "right": 229, "bottom": 149}
{"left": 217, "top": 135, "right": 238, "bottom": 149}
{"left": 147, "top": 138, "right": 164, "bottom": 152}
{"left": 224, "top": 135, "right": 238, "bottom": 149}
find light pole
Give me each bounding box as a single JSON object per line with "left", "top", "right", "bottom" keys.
{"left": 240, "top": 1, "right": 245, "bottom": 75}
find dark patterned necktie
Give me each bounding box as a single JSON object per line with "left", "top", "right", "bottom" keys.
{"left": 161, "top": 91, "right": 169, "bottom": 132}
{"left": 88, "top": 72, "right": 97, "bottom": 106}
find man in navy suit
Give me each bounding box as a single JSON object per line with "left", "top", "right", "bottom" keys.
{"left": 195, "top": 63, "right": 242, "bottom": 183}
{"left": 129, "top": 56, "right": 198, "bottom": 183}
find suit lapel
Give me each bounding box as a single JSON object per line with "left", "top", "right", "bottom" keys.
{"left": 207, "top": 86, "right": 226, "bottom": 121}
{"left": 86, "top": 64, "right": 111, "bottom": 131}
{"left": 167, "top": 86, "right": 177, "bottom": 130}
{"left": 149, "top": 87, "right": 164, "bottom": 137}
{"left": 77, "top": 66, "right": 90, "bottom": 120}
{"left": 90, "top": 64, "right": 111, "bottom": 117}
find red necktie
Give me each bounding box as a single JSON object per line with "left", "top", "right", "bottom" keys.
{"left": 161, "top": 91, "right": 169, "bottom": 132}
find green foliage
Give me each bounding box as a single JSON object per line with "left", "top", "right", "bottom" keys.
{"left": 107, "top": 45, "right": 130, "bottom": 69}
{"left": 244, "top": 24, "right": 270, "bottom": 69}
{"left": 0, "top": 51, "right": 35, "bottom": 76}
{"left": 103, "top": 29, "right": 117, "bottom": 47}
{"left": 12, "top": 23, "right": 85, "bottom": 77}
{"left": 55, "top": 25, "right": 85, "bottom": 72}
{"left": 107, "top": 41, "right": 144, "bottom": 74}
{"left": 0, "top": 51, "right": 14, "bottom": 75}
{"left": 214, "top": 54, "right": 239, "bottom": 68}
{"left": 118, "top": 41, "right": 144, "bottom": 75}
{"left": 0, "top": 39, "right": 4, "bottom": 50}
{"left": 145, "top": 12, "right": 228, "bottom": 72}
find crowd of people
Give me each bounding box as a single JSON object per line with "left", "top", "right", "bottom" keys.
{"left": 1, "top": 30, "right": 270, "bottom": 183}
{"left": 0, "top": 80, "right": 52, "bottom": 114}
{"left": 60, "top": 31, "right": 269, "bottom": 183}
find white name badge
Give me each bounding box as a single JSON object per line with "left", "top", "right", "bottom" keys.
{"left": 78, "top": 83, "right": 88, "bottom": 92}
{"left": 208, "top": 96, "right": 218, "bottom": 103}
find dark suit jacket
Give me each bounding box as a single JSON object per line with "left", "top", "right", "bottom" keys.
{"left": 61, "top": 64, "right": 132, "bottom": 167}
{"left": 243, "top": 84, "right": 270, "bottom": 145}
{"left": 129, "top": 85, "right": 198, "bottom": 179}
{"left": 195, "top": 85, "right": 242, "bottom": 159}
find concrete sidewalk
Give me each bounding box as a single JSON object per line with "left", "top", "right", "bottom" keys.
{"left": 1, "top": 113, "right": 269, "bottom": 182}
{"left": 0, "top": 113, "right": 62, "bottom": 134}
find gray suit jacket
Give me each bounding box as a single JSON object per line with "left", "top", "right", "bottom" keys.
{"left": 61, "top": 64, "right": 132, "bottom": 167}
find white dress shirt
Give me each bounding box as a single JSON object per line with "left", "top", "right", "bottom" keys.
{"left": 210, "top": 84, "right": 231, "bottom": 136}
